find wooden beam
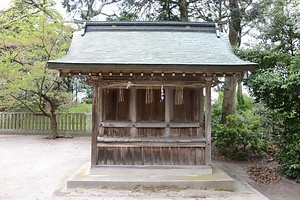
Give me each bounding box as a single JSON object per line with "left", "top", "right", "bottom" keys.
{"left": 97, "top": 142, "right": 206, "bottom": 148}
{"left": 98, "top": 87, "right": 103, "bottom": 135}
{"left": 91, "top": 76, "right": 100, "bottom": 166}
{"left": 98, "top": 80, "right": 205, "bottom": 88}
{"left": 99, "top": 121, "right": 200, "bottom": 128}
{"left": 100, "top": 121, "right": 132, "bottom": 128}
{"left": 205, "top": 77, "right": 212, "bottom": 166}
{"left": 97, "top": 136, "right": 206, "bottom": 143}
{"left": 53, "top": 63, "right": 254, "bottom": 75}
{"left": 198, "top": 88, "right": 204, "bottom": 137}
{"left": 165, "top": 88, "right": 172, "bottom": 137}
{"left": 129, "top": 88, "right": 137, "bottom": 136}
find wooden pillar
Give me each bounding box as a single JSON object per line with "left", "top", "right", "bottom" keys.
{"left": 198, "top": 87, "right": 204, "bottom": 137}
{"left": 165, "top": 88, "right": 172, "bottom": 137}
{"left": 91, "top": 76, "right": 100, "bottom": 166}
{"left": 205, "top": 77, "right": 212, "bottom": 166}
{"left": 130, "top": 88, "right": 137, "bottom": 137}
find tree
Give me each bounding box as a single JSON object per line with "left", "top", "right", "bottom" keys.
{"left": 238, "top": 0, "right": 300, "bottom": 181}
{"left": 63, "top": 76, "right": 91, "bottom": 102}
{"left": 61, "top": 0, "right": 192, "bottom": 21}
{"left": 0, "top": 0, "right": 73, "bottom": 138}
{"left": 62, "top": 0, "right": 121, "bottom": 20}
{"left": 190, "top": 0, "right": 272, "bottom": 123}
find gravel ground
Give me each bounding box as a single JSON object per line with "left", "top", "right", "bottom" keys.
{"left": 0, "top": 134, "right": 297, "bottom": 200}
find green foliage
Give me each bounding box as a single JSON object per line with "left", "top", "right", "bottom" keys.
{"left": 107, "top": 11, "right": 138, "bottom": 21}
{"left": 212, "top": 93, "right": 268, "bottom": 160}
{"left": 68, "top": 104, "right": 92, "bottom": 113}
{"left": 211, "top": 92, "right": 223, "bottom": 128}
{"left": 242, "top": 52, "right": 300, "bottom": 183}
{"left": 212, "top": 92, "right": 255, "bottom": 126}
{"left": 214, "top": 111, "right": 267, "bottom": 160}
{"left": 236, "top": 0, "right": 300, "bottom": 181}
{"left": 0, "top": 0, "right": 73, "bottom": 137}
{"left": 237, "top": 92, "right": 254, "bottom": 111}
{"left": 275, "top": 117, "right": 300, "bottom": 182}
{"left": 0, "top": 0, "right": 72, "bottom": 110}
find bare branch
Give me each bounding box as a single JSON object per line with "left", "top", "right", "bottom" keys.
{"left": 9, "top": 58, "right": 34, "bottom": 66}
{"left": 10, "top": 94, "right": 47, "bottom": 116}
{"left": 95, "top": 0, "right": 121, "bottom": 16}
{"left": 46, "top": 25, "right": 64, "bottom": 60}
{"left": 33, "top": 98, "right": 49, "bottom": 117}
{"left": 44, "top": 77, "right": 60, "bottom": 95}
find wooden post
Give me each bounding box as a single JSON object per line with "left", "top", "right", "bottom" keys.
{"left": 130, "top": 88, "right": 137, "bottom": 137}
{"left": 198, "top": 87, "right": 204, "bottom": 137}
{"left": 98, "top": 87, "right": 103, "bottom": 136}
{"left": 205, "top": 77, "right": 212, "bottom": 166}
{"left": 91, "top": 76, "right": 100, "bottom": 166}
{"left": 165, "top": 88, "right": 172, "bottom": 137}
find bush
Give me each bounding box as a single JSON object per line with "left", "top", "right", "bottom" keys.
{"left": 276, "top": 117, "right": 300, "bottom": 182}
{"left": 214, "top": 111, "right": 268, "bottom": 160}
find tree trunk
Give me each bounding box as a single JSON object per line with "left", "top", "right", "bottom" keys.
{"left": 50, "top": 111, "right": 58, "bottom": 138}
{"left": 222, "top": 0, "right": 241, "bottom": 123}
{"left": 237, "top": 81, "right": 242, "bottom": 96}
{"left": 179, "top": 0, "right": 188, "bottom": 22}
{"left": 222, "top": 76, "right": 237, "bottom": 123}
{"left": 228, "top": 0, "right": 241, "bottom": 47}
{"left": 237, "top": 77, "right": 243, "bottom": 99}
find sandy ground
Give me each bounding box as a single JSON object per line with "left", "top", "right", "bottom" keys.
{"left": 0, "top": 135, "right": 299, "bottom": 200}
{"left": 0, "top": 135, "right": 90, "bottom": 200}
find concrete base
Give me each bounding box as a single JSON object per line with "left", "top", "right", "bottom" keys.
{"left": 90, "top": 164, "right": 213, "bottom": 176}
{"left": 67, "top": 163, "right": 234, "bottom": 191}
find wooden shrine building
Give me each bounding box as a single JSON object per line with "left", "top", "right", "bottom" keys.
{"left": 48, "top": 21, "right": 256, "bottom": 169}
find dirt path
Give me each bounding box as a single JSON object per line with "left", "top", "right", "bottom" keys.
{"left": 0, "top": 135, "right": 299, "bottom": 200}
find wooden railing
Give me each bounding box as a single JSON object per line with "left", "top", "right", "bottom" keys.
{"left": 0, "top": 112, "right": 92, "bottom": 133}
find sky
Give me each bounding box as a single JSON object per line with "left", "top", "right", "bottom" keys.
{"left": 0, "top": 0, "right": 68, "bottom": 17}
{"left": 0, "top": 0, "right": 12, "bottom": 9}
{"left": 0, "top": 0, "right": 114, "bottom": 20}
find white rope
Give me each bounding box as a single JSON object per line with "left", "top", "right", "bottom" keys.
{"left": 160, "top": 85, "right": 164, "bottom": 102}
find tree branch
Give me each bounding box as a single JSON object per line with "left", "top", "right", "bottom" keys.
{"left": 19, "top": 86, "right": 58, "bottom": 111}
{"left": 10, "top": 94, "right": 46, "bottom": 116}
{"left": 44, "top": 77, "right": 60, "bottom": 95}
{"left": 33, "top": 98, "right": 49, "bottom": 117}
{"left": 46, "top": 25, "right": 64, "bottom": 60}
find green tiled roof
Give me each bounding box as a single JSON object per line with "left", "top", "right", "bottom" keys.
{"left": 48, "top": 21, "right": 257, "bottom": 73}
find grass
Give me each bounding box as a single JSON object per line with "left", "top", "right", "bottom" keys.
{"left": 68, "top": 104, "right": 92, "bottom": 113}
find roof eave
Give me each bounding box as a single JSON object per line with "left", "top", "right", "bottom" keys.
{"left": 47, "top": 62, "right": 257, "bottom": 73}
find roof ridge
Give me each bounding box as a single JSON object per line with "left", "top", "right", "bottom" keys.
{"left": 74, "top": 20, "right": 227, "bottom": 27}
{"left": 77, "top": 21, "right": 226, "bottom": 37}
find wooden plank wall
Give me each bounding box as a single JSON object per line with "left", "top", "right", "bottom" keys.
{"left": 97, "top": 146, "right": 205, "bottom": 165}
{"left": 101, "top": 127, "right": 198, "bottom": 137}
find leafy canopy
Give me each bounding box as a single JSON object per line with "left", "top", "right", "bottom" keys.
{"left": 0, "top": 0, "right": 72, "bottom": 114}
{"left": 237, "top": 0, "right": 300, "bottom": 182}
